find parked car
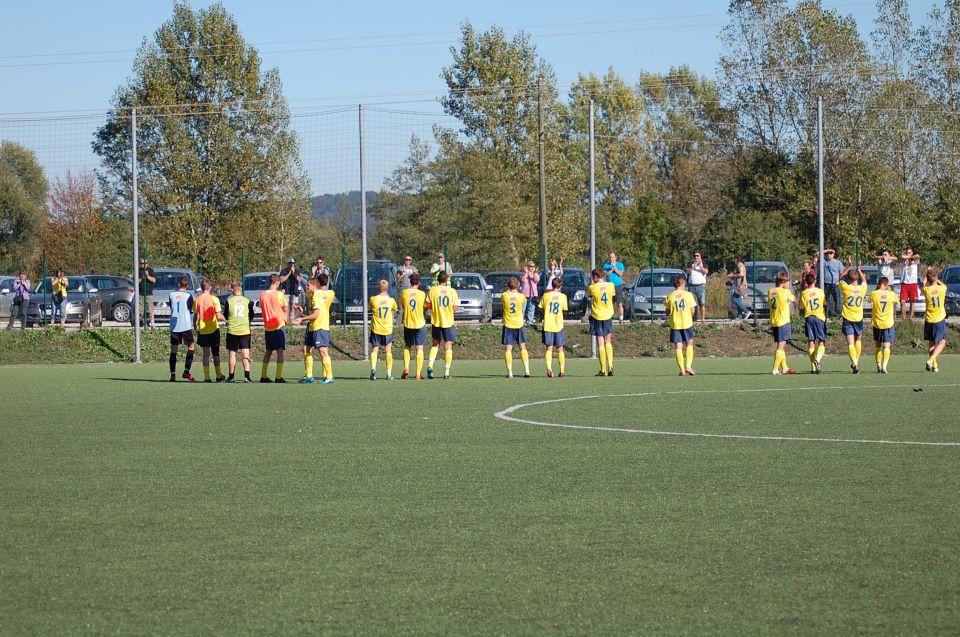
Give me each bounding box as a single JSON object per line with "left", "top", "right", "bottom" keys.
{"left": 26, "top": 276, "right": 103, "bottom": 327}
{"left": 535, "top": 268, "right": 589, "bottom": 319}
{"left": 485, "top": 271, "right": 522, "bottom": 319}
{"left": 0, "top": 275, "right": 17, "bottom": 319}
{"left": 942, "top": 265, "right": 960, "bottom": 315}
{"left": 739, "top": 261, "right": 789, "bottom": 318}
{"left": 150, "top": 269, "right": 202, "bottom": 322}
{"left": 86, "top": 275, "right": 136, "bottom": 323}
{"left": 330, "top": 260, "right": 399, "bottom": 324}
{"left": 423, "top": 272, "right": 492, "bottom": 322}
{"left": 625, "top": 269, "right": 686, "bottom": 319}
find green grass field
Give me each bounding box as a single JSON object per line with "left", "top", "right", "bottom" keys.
{"left": 2, "top": 355, "right": 959, "bottom": 634}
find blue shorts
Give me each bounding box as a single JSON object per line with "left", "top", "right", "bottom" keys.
{"left": 369, "top": 332, "right": 393, "bottom": 347}
{"left": 542, "top": 330, "right": 566, "bottom": 347}
{"left": 431, "top": 325, "right": 457, "bottom": 343}
{"left": 305, "top": 329, "right": 330, "bottom": 349}
{"left": 265, "top": 328, "right": 286, "bottom": 352}
{"left": 804, "top": 317, "right": 826, "bottom": 342}
{"left": 670, "top": 327, "right": 695, "bottom": 343}
{"left": 403, "top": 326, "right": 427, "bottom": 347}
{"left": 842, "top": 319, "right": 864, "bottom": 337}
{"left": 501, "top": 327, "right": 526, "bottom": 345}
{"left": 589, "top": 317, "right": 613, "bottom": 337}
{"left": 873, "top": 327, "right": 895, "bottom": 344}
{"left": 771, "top": 324, "right": 792, "bottom": 343}
{"left": 924, "top": 320, "right": 947, "bottom": 343}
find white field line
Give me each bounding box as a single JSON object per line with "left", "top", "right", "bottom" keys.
{"left": 493, "top": 383, "right": 960, "bottom": 447}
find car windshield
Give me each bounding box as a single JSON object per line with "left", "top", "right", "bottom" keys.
{"left": 746, "top": 265, "right": 787, "bottom": 284}
{"left": 943, "top": 269, "right": 960, "bottom": 285}
{"left": 486, "top": 274, "right": 519, "bottom": 292}
{"left": 243, "top": 274, "right": 274, "bottom": 291}
{"left": 36, "top": 277, "right": 87, "bottom": 294}
{"left": 336, "top": 265, "right": 395, "bottom": 287}
{"left": 556, "top": 271, "right": 586, "bottom": 287}
{"left": 153, "top": 273, "right": 192, "bottom": 290}
{"left": 635, "top": 272, "right": 683, "bottom": 288}
{"left": 451, "top": 275, "right": 483, "bottom": 291}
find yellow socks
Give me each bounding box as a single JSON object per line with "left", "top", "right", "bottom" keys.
{"left": 275, "top": 362, "right": 284, "bottom": 380}
{"left": 675, "top": 349, "right": 685, "bottom": 373}
{"left": 203, "top": 364, "right": 211, "bottom": 381}
{"left": 773, "top": 350, "right": 786, "bottom": 373}
{"left": 598, "top": 346, "right": 608, "bottom": 374}
{"left": 605, "top": 343, "right": 614, "bottom": 371}
{"left": 816, "top": 343, "right": 825, "bottom": 363}
{"left": 848, "top": 343, "right": 858, "bottom": 364}
{"left": 415, "top": 350, "right": 424, "bottom": 377}
{"left": 875, "top": 350, "right": 883, "bottom": 368}
{"left": 684, "top": 344, "right": 694, "bottom": 370}
{"left": 520, "top": 349, "right": 530, "bottom": 375}
{"left": 882, "top": 349, "right": 890, "bottom": 371}
{"left": 557, "top": 350, "right": 565, "bottom": 374}
{"left": 385, "top": 352, "right": 393, "bottom": 377}
{"left": 444, "top": 349, "right": 453, "bottom": 374}
{"left": 428, "top": 346, "right": 439, "bottom": 368}
{"left": 371, "top": 351, "right": 379, "bottom": 371}
{"left": 403, "top": 348, "right": 411, "bottom": 374}
{"left": 260, "top": 364, "right": 269, "bottom": 380}
{"left": 545, "top": 350, "right": 553, "bottom": 373}
{"left": 305, "top": 353, "right": 314, "bottom": 378}
{"left": 322, "top": 355, "right": 332, "bottom": 379}
{"left": 505, "top": 350, "right": 513, "bottom": 374}
{"left": 214, "top": 362, "right": 222, "bottom": 377}
{"left": 855, "top": 340, "right": 862, "bottom": 360}
{"left": 808, "top": 344, "right": 816, "bottom": 366}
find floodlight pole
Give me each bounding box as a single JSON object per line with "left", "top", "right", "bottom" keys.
{"left": 132, "top": 107, "right": 142, "bottom": 363}
{"left": 538, "top": 78, "right": 548, "bottom": 274}
{"left": 817, "top": 96, "right": 825, "bottom": 288}
{"left": 589, "top": 98, "right": 597, "bottom": 360}
{"left": 359, "top": 104, "right": 369, "bottom": 361}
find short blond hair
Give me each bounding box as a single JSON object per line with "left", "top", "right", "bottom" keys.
{"left": 379, "top": 279, "right": 389, "bottom": 293}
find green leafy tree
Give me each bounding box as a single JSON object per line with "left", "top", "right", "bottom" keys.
{"left": 0, "top": 141, "right": 48, "bottom": 269}
{"left": 93, "top": 2, "right": 309, "bottom": 279}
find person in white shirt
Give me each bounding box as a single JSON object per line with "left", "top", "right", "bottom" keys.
{"left": 900, "top": 247, "right": 921, "bottom": 320}
{"left": 544, "top": 258, "right": 563, "bottom": 291}
{"left": 686, "top": 251, "right": 709, "bottom": 322}
{"left": 876, "top": 250, "right": 898, "bottom": 282}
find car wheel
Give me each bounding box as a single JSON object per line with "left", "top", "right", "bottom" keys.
{"left": 113, "top": 302, "right": 132, "bottom": 323}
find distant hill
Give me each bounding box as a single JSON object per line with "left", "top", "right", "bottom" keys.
{"left": 310, "top": 191, "right": 379, "bottom": 230}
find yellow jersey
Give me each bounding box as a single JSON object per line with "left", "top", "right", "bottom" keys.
{"left": 800, "top": 287, "right": 826, "bottom": 321}
{"left": 665, "top": 289, "right": 696, "bottom": 330}
{"left": 369, "top": 294, "right": 398, "bottom": 335}
{"left": 768, "top": 287, "right": 795, "bottom": 328}
{"left": 588, "top": 281, "right": 615, "bottom": 320}
{"left": 427, "top": 284, "right": 459, "bottom": 328}
{"left": 310, "top": 289, "right": 335, "bottom": 331}
{"left": 400, "top": 288, "right": 426, "bottom": 329}
{"left": 839, "top": 280, "right": 868, "bottom": 322}
{"left": 868, "top": 289, "right": 899, "bottom": 329}
{"left": 52, "top": 276, "right": 68, "bottom": 297}
{"left": 539, "top": 290, "right": 568, "bottom": 333}
{"left": 924, "top": 283, "right": 947, "bottom": 323}
{"left": 501, "top": 290, "right": 526, "bottom": 329}
{"left": 193, "top": 293, "right": 222, "bottom": 335}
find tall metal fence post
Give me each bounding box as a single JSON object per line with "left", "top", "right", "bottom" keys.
{"left": 649, "top": 243, "right": 655, "bottom": 325}
{"left": 537, "top": 77, "right": 548, "bottom": 275}
{"left": 751, "top": 243, "right": 758, "bottom": 329}
{"left": 240, "top": 247, "right": 245, "bottom": 282}
{"left": 589, "top": 98, "right": 597, "bottom": 360}
{"left": 41, "top": 252, "right": 48, "bottom": 327}
{"left": 359, "top": 104, "right": 369, "bottom": 361}
{"left": 340, "top": 246, "right": 347, "bottom": 326}
{"left": 817, "top": 96, "right": 825, "bottom": 289}
{"left": 855, "top": 240, "right": 860, "bottom": 265}
{"left": 131, "top": 107, "right": 142, "bottom": 363}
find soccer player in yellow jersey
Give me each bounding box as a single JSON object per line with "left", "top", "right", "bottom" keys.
{"left": 868, "top": 277, "right": 899, "bottom": 373}
{"left": 369, "top": 279, "right": 398, "bottom": 380}
{"left": 839, "top": 259, "right": 868, "bottom": 373}
{"left": 539, "top": 277, "right": 568, "bottom": 378}
{"left": 193, "top": 279, "right": 226, "bottom": 383}
{"left": 294, "top": 274, "right": 336, "bottom": 384}
{"left": 799, "top": 273, "right": 827, "bottom": 374}
{"left": 425, "top": 270, "right": 460, "bottom": 379}
{"left": 767, "top": 271, "right": 797, "bottom": 375}
{"left": 588, "top": 268, "right": 616, "bottom": 376}
{"left": 400, "top": 273, "right": 427, "bottom": 380}
{"left": 500, "top": 276, "right": 531, "bottom": 378}
{"left": 922, "top": 268, "right": 948, "bottom": 372}
{"left": 224, "top": 280, "right": 253, "bottom": 383}
{"left": 665, "top": 276, "right": 697, "bottom": 376}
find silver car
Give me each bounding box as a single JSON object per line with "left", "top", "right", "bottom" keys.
{"left": 422, "top": 272, "right": 494, "bottom": 322}
{"left": 150, "top": 269, "right": 202, "bottom": 322}
{"left": 0, "top": 275, "right": 17, "bottom": 319}
{"left": 27, "top": 276, "right": 103, "bottom": 327}
{"left": 625, "top": 268, "right": 686, "bottom": 319}
{"left": 740, "top": 261, "right": 789, "bottom": 318}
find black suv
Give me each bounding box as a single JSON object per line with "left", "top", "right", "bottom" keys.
{"left": 330, "top": 260, "right": 399, "bottom": 324}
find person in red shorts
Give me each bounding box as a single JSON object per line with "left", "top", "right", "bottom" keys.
{"left": 899, "top": 247, "right": 921, "bottom": 320}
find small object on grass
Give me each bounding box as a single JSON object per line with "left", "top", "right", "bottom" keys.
{"left": 913, "top": 387, "right": 923, "bottom": 392}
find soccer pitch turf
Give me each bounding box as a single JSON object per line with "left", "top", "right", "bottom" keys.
{"left": 2, "top": 356, "right": 959, "bottom": 634}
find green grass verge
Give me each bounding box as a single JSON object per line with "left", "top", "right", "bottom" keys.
{"left": 1, "top": 357, "right": 958, "bottom": 634}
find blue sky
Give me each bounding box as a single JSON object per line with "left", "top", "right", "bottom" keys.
{"left": 0, "top": 1, "right": 939, "bottom": 192}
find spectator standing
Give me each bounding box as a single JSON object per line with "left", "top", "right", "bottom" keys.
{"left": 686, "top": 251, "right": 708, "bottom": 322}
{"left": 900, "top": 247, "right": 921, "bottom": 320}
{"left": 544, "top": 258, "right": 563, "bottom": 291}
{"left": 811, "top": 253, "right": 820, "bottom": 284}
{"left": 877, "top": 250, "right": 898, "bottom": 282}
{"left": 602, "top": 251, "right": 625, "bottom": 322}
{"left": 5, "top": 269, "right": 31, "bottom": 331}
{"left": 397, "top": 255, "right": 417, "bottom": 291}
{"left": 520, "top": 261, "right": 540, "bottom": 325}
{"left": 429, "top": 252, "right": 452, "bottom": 285}
{"left": 727, "top": 255, "right": 751, "bottom": 320}
{"left": 310, "top": 257, "right": 330, "bottom": 279}
{"left": 140, "top": 257, "right": 156, "bottom": 328}
{"left": 51, "top": 268, "right": 68, "bottom": 328}
{"left": 822, "top": 249, "right": 844, "bottom": 318}
{"left": 279, "top": 258, "right": 301, "bottom": 322}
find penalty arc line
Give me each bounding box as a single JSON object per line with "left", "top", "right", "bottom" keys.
{"left": 493, "top": 383, "right": 960, "bottom": 447}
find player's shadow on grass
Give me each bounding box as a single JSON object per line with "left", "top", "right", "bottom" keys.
{"left": 99, "top": 377, "right": 175, "bottom": 383}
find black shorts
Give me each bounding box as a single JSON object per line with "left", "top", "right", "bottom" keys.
{"left": 197, "top": 329, "right": 221, "bottom": 349}
{"left": 226, "top": 333, "right": 251, "bottom": 351}
{"left": 170, "top": 330, "right": 194, "bottom": 346}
